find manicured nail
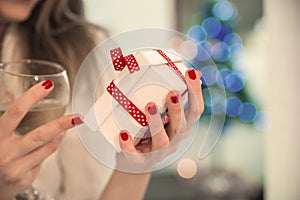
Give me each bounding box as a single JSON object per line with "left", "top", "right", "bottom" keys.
{"left": 188, "top": 69, "right": 197, "bottom": 80}
{"left": 42, "top": 80, "right": 53, "bottom": 89}
{"left": 120, "top": 130, "right": 129, "bottom": 141}
{"left": 148, "top": 103, "right": 157, "bottom": 115}
{"left": 71, "top": 116, "right": 84, "bottom": 126}
{"left": 170, "top": 92, "right": 179, "bottom": 104}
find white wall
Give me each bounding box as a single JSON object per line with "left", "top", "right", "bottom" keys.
{"left": 85, "top": 0, "right": 175, "bottom": 34}
{"left": 265, "top": 0, "right": 300, "bottom": 199}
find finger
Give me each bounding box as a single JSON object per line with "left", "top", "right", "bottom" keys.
{"left": 28, "top": 163, "right": 42, "bottom": 179}
{"left": 0, "top": 160, "right": 42, "bottom": 189}
{"left": 0, "top": 80, "right": 54, "bottom": 138}
{"left": 146, "top": 102, "right": 164, "bottom": 137}
{"left": 19, "top": 164, "right": 42, "bottom": 191}
{"left": 146, "top": 103, "right": 170, "bottom": 150}
{"left": 13, "top": 133, "right": 65, "bottom": 174}
{"left": 22, "top": 164, "right": 42, "bottom": 188}
{"left": 119, "top": 130, "right": 144, "bottom": 164}
{"left": 15, "top": 114, "right": 83, "bottom": 157}
{"left": 165, "top": 91, "right": 186, "bottom": 140}
{"left": 184, "top": 69, "right": 204, "bottom": 128}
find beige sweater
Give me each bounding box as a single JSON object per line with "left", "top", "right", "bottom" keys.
{"left": 3, "top": 25, "right": 113, "bottom": 200}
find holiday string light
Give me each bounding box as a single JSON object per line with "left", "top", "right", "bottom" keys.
{"left": 186, "top": 0, "right": 267, "bottom": 129}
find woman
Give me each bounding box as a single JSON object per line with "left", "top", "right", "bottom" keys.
{"left": 0, "top": 0, "right": 204, "bottom": 199}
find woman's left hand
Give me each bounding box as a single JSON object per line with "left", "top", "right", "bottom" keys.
{"left": 116, "top": 69, "right": 204, "bottom": 171}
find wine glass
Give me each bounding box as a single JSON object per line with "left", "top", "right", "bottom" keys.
{"left": 0, "top": 59, "right": 70, "bottom": 135}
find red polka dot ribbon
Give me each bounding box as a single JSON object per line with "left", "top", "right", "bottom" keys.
{"left": 108, "top": 47, "right": 184, "bottom": 128}
{"left": 110, "top": 48, "right": 125, "bottom": 71}
{"left": 110, "top": 47, "right": 140, "bottom": 73}
{"left": 156, "top": 49, "right": 186, "bottom": 81}
{"left": 123, "top": 54, "right": 140, "bottom": 73}
{"left": 107, "top": 81, "right": 148, "bottom": 127}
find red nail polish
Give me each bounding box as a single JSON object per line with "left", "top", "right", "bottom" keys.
{"left": 148, "top": 103, "right": 157, "bottom": 115}
{"left": 120, "top": 130, "right": 129, "bottom": 141}
{"left": 188, "top": 69, "right": 197, "bottom": 80}
{"left": 171, "top": 95, "right": 179, "bottom": 104}
{"left": 71, "top": 116, "right": 84, "bottom": 126}
{"left": 42, "top": 80, "right": 53, "bottom": 89}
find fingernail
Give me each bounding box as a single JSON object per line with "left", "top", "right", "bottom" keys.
{"left": 170, "top": 93, "right": 179, "bottom": 104}
{"left": 120, "top": 130, "right": 129, "bottom": 141}
{"left": 71, "top": 116, "right": 84, "bottom": 126}
{"left": 188, "top": 69, "right": 197, "bottom": 80}
{"left": 42, "top": 80, "right": 53, "bottom": 89}
{"left": 148, "top": 103, "right": 157, "bottom": 115}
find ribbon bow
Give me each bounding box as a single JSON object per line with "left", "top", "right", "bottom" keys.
{"left": 107, "top": 47, "right": 185, "bottom": 127}
{"left": 110, "top": 47, "right": 140, "bottom": 74}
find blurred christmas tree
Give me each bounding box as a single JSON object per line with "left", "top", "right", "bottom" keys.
{"left": 186, "top": 0, "right": 264, "bottom": 129}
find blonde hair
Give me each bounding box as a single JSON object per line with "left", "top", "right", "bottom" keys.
{"left": 2, "top": 0, "right": 108, "bottom": 85}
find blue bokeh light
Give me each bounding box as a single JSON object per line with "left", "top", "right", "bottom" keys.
{"left": 228, "top": 44, "right": 243, "bottom": 61}
{"left": 187, "top": 25, "right": 207, "bottom": 43}
{"left": 216, "top": 21, "right": 233, "bottom": 41}
{"left": 186, "top": 0, "right": 261, "bottom": 127}
{"left": 202, "top": 17, "right": 222, "bottom": 38}
{"left": 213, "top": 0, "right": 237, "bottom": 21}
{"left": 196, "top": 41, "right": 212, "bottom": 61}
{"left": 224, "top": 33, "right": 242, "bottom": 46}
{"left": 224, "top": 33, "right": 243, "bottom": 60}
{"left": 225, "top": 96, "right": 242, "bottom": 117}
{"left": 206, "top": 93, "right": 226, "bottom": 114}
{"left": 201, "top": 65, "right": 218, "bottom": 86}
{"left": 239, "top": 102, "right": 257, "bottom": 122}
{"left": 225, "top": 72, "right": 245, "bottom": 92}
{"left": 217, "top": 68, "right": 231, "bottom": 88}
{"left": 212, "top": 42, "right": 230, "bottom": 62}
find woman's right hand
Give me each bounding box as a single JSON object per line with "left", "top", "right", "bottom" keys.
{"left": 0, "top": 80, "right": 82, "bottom": 200}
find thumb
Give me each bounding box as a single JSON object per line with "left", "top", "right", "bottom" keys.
{"left": 119, "top": 130, "right": 135, "bottom": 152}
{"left": 119, "top": 130, "right": 144, "bottom": 164}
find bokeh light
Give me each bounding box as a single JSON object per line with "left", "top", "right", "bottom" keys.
{"left": 212, "top": 42, "right": 230, "bottom": 62}
{"left": 239, "top": 102, "right": 257, "bottom": 122}
{"left": 177, "top": 158, "right": 197, "bottom": 179}
{"left": 225, "top": 72, "right": 245, "bottom": 92}
{"left": 206, "top": 93, "right": 226, "bottom": 114}
{"left": 225, "top": 96, "right": 242, "bottom": 117}
{"left": 216, "top": 68, "right": 231, "bottom": 88}
{"left": 223, "top": 33, "right": 242, "bottom": 46}
{"left": 201, "top": 65, "right": 218, "bottom": 86}
{"left": 213, "top": 0, "right": 237, "bottom": 21}
{"left": 186, "top": 0, "right": 260, "bottom": 128}
{"left": 179, "top": 40, "right": 198, "bottom": 60}
{"left": 228, "top": 44, "right": 243, "bottom": 61}
{"left": 187, "top": 25, "right": 207, "bottom": 43}
{"left": 202, "top": 17, "right": 222, "bottom": 38}
{"left": 196, "top": 41, "right": 212, "bottom": 61}
{"left": 224, "top": 33, "right": 244, "bottom": 60}
{"left": 216, "top": 21, "right": 233, "bottom": 41}
{"left": 168, "top": 36, "right": 185, "bottom": 52}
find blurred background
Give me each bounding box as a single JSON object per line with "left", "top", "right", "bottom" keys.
{"left": 85, "top": 0, "right": 300, "bottom": 199}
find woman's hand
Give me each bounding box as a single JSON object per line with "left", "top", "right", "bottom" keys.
{"left": 116, "top": 69, "right": 204, "bottom": 172}
{"left": 0, "top": 80, "right": 82, "bottom": 200}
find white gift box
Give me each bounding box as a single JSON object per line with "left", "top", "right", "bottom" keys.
{"left": 84, "top": 49, "right": 189, "bottom": 148}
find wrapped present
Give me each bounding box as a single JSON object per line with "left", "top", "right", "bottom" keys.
{"left": 84, "top": 48, "right": 189, "bottom": 148}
